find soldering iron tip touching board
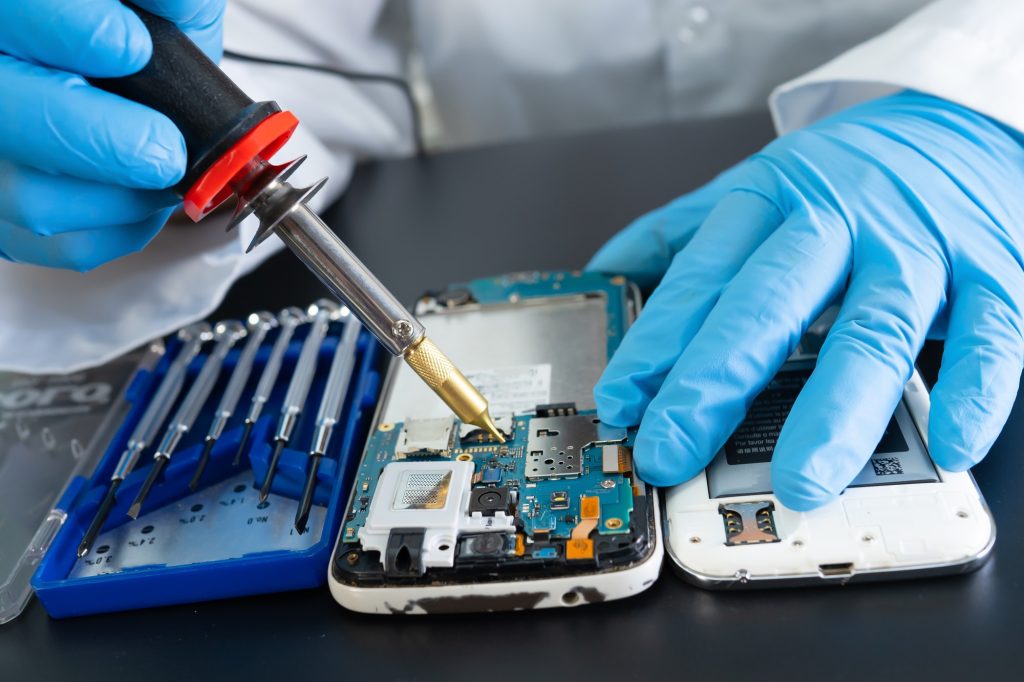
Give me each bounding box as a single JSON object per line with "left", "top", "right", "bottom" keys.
{"left": 329, "top": 272, "right": 663, "bottom": 614}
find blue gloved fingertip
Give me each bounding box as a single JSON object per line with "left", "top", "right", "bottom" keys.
{"left": 771, "top": 465, "right": 837, "bottom": 512}
{"left": 593, "top": 382, "right": 643, "bottom": 428}
{"left": 132, "top": 131, "right": 187, "bottom": 189}
{"left": 89, "top": 5, "right": 155, "bottom": 77}
{"left": 632, "top": 426, "right": 706, "bottom": 488}
{"left": 928, "top": 416, "right": 987, "bottom": 472}
{"left": 926, "top": 383, "right": 1006, "bottom": 471}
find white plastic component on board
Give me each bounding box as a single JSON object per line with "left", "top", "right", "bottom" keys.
{"left": 358, "top": 461, "right": 513, "bottom": 571}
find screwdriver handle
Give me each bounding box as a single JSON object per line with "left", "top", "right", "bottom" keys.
{"left": 112, "top": 322, "right": 211, "bottom": 480}
{"left": 175, "top": 321, "right": 246, "bottom": 429}
{"left": 131, "top": 322, "right": 210, "bottom": 445}
{"left": 275, "top": 302, "right": 337, "bottom": 442}
{"left": 310, "top": 317, "right": 361, "bottom": 456}
{"left": 315, "top": 317, "right": 361, "bottom": 425}
{"left": 282, "top": 303, "right": 335, "bottom": 411}
{"left": 248, "top": 307, "right": 306, "bottom": 422}
{"left": 87, "top": 4, "right": 280, "bottom": 195}
{"left": 155, "top": 320, "right": 245, "bottom": 458}
{"left": 207, "top": 311, "right": 276, "bottom": 439}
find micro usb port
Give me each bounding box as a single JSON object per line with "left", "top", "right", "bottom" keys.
{"left": 818, "top": 562, "right": 854, "bottom": 578}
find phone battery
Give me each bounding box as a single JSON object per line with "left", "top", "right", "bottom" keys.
{"left": 706, "top": 360, "right": 939, "bottom": 498}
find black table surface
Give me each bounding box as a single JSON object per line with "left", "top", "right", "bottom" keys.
{"left": 5, "top": 112, "right": 1021, "bottom": 680}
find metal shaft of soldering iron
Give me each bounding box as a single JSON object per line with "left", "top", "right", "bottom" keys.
{"left": 128, "top": 321, "right": 247, "bottom": 519}
{"left": 189, "top": 312, "right": 276, "bottom": 490}
{"left": 249, "top": 198, "right": 504, "bottom": 443}
{"left": 77, "top": 323, "right": 211, "bottom": 557}
{"left": 259, "top": 301, "right": 337, "bottom": 504}
{"left": 295, "top": 315, "right": 361, "bottom": 533}
{"left": 233, "top": 307, "right": 306, "bottom": 466}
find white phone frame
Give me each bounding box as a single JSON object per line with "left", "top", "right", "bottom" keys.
{"left": 328, "top": 278, "right": 663, "bottom": 614}
{"left": 664, "top": 369, "right": 995, "bottom": 587}
{"left": 329, "top": 494, "right": 662, "bottom": 614}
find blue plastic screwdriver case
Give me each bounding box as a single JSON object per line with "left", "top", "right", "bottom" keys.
{"left": 2, "top": 313, "right": 381, "bottom": 620}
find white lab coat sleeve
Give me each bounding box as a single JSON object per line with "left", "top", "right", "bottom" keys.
{"left": 769, "top": 0, "right": 1024, "bottom": 136}
{"left": 0, "top": 0, "right": 411, "bottom": 374}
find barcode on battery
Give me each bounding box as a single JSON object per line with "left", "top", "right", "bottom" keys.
{"left": 871, "top": 457, "right": 904, "bottom": 476}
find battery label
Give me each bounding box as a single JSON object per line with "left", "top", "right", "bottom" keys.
{"left": 707, "top": 359, "right": 936, "bottom": 498}
{"left": 463, "top": 364, "right": 552, "bottom": 416}
{"left": 724, "top": 367, "right": 908, "bottom": 466}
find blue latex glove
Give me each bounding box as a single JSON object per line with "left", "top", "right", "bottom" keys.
{"left": 589, "top": 91, "right": 1024, "bottom": 511}
{"left": 0, "top": 0, "right": 225, "bottom": 271}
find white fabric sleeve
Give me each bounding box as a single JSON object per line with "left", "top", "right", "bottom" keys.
{"left": 0, "top": 0, "right": 411, "bottom": 374}
{"left": 769, "top": 0, "right": 1024, "bottom": 136}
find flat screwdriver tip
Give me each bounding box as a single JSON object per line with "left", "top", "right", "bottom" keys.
{"left": 127, "top": 457, "right": 167, "bottom": 519}
{"left": 295, "top": 455, "right": 321, "bottom": 534}
{"left": 232, "top": 421, "right": 253, "bottom": 467}
{"left": 78, "top": 480, "right": 122, "bottom": 557}
{"left": 189, "top": 438, "right": 216, "bottom": 491}
{"left": 258, "top": 439, "right": 286, "bottom": 504}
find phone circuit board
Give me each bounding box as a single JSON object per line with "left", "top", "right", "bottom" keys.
{"left": 332, "top": 272, "right": 657, "bottom": 585}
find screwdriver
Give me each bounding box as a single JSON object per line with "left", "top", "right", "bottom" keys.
{"left": 233, "top": 307, "right": 306, "bottom": 466}
{"left": 295, "top": 314, "right": 362, "bottom": 533}
{"left": 128, "top": 320, "right": 247, "bottom": 519}
{"left": 189, "top": 311, "right": 277, "bottom": 490}
{"left": 87, "top": 4, "right": 503, "bottom": 443}
{"left": 259, "top": 301, "right": 338, "bottom": 504}
{"left": 77, "top": 322, "right": 211, "bottom": 557}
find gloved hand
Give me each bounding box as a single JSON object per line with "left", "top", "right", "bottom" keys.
{"left": 589, "top": 91, "right": 1024, "bottom": 510}
{"left": 0, "top": 0, "right": 225, "bottom": 271}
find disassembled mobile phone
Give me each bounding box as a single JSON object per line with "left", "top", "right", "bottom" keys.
{"left": 665, "top": 337, "right": 996, "bottom": 587}
{"left": 329, "top": 272, "right": 662, "bottom": 614}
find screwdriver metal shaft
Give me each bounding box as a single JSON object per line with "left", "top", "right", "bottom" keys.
{"left": 189, "top": 311, "right": 277, "bottom": 490}
{"left": 232, "top": 307, "right": 306, "bottom": 466}
{"left": 295, "top": 315, "right": 361, "bottom": 533}
{"left": 128, "top": 320, "right": 247, "bottom": 519}
{"left": 258, "top": 301, "right": 338, "bottom": 503}
{"left": 77, "top": 322, "right": 211, "bottom": 557}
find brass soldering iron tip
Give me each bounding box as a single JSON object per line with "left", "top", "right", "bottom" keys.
{"left": 403, "top": 337, "right": 504, "bottom": 443}
{"left": 471, "top": 409, "right": 506, "bottom": 444}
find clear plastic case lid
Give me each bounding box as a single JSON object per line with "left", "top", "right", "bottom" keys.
{"left": 0, "top": 344, "right": 159, "bottom": 624}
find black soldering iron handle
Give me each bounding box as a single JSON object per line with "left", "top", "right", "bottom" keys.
{"left": 87, "top": 3, "right": 279, "bottom": 195}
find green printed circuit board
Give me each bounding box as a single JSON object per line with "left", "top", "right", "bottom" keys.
{"left": 332, "top": 272, "right": 656, "bottom": 583}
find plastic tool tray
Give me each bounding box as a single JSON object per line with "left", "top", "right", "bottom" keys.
{"left": 28, "top": 316, "right": 381, "bottom": 618}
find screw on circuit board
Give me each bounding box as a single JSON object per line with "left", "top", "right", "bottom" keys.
{"left": 600, "top": 479, "right": 615, "bottom": 489}
{"left": 346, "top": 552, "right": 360, "bottom": 565}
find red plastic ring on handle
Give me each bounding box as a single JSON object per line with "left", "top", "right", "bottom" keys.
{"left": 183, "top": 110, "right": 299, "bottom": 222}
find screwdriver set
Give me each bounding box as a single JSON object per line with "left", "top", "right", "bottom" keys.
{"left": 1, "top": 301, "right": 380, "bottom": 620}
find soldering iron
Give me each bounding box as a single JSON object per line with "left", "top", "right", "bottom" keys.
{"left": 88, "top": 4, "right": 503, "bottom": 442}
